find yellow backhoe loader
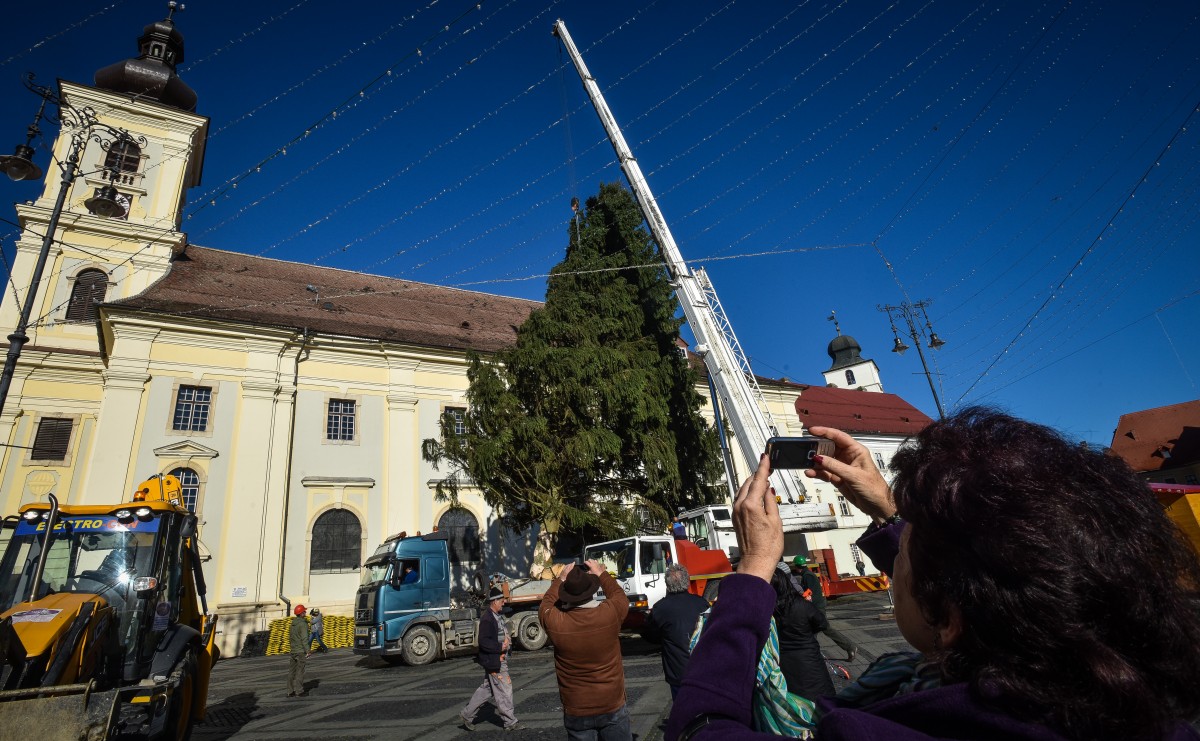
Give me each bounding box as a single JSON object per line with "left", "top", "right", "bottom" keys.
{"left": 0, "top": 475, "right": 218, "bottom": 740}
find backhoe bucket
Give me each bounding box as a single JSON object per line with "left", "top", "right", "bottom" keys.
{"left": 0, "top": 684, "right": 119, "bottom": 741}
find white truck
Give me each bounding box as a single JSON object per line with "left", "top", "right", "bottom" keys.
{"left": 583, "top": 533, "right": 733, "bottom": 630}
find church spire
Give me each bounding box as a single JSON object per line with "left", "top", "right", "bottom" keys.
{"left": 94, "top": 1, "right": 197, "bottom": 111}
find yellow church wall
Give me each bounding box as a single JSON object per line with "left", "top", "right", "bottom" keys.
{"left": 150, "top": 342, "right": 245, "bottom": 371}
{"left": 20, "top": 379, "right": 104, "bottom": 403}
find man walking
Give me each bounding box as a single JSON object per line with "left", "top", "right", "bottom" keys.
{"left": 539, "top": 560, "right": 631, "bottom": 740}
{"left": 310, "top": 608, "right": 328, "bottom": 652}
{"left": 461, "top": 586, "right": 525, "bottom": 732}
{"left": 287, "top": 604, "right": 311, "bottom": 697}
{"left": 642, "top": 564, "right": 709, "bottom": 699}
{"left": 788, "top": 554, "right": 857, "bottom": 662}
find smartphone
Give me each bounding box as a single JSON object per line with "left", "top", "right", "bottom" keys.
{"left": 766, "top": 436, "right": 835, "bottom": 469}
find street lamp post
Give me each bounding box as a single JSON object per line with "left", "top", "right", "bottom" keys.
{"left": 878, "top": 300, "right": 948, "bottom": 419}
{"left": 0, "top": 74, "right": 144, "bottom": 419}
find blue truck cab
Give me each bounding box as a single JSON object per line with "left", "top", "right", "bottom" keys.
{"left": 353, "top": 531, "right": 549, "bottom": 665}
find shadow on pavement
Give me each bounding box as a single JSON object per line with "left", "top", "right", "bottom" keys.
{"left": 196, "top": 691, "right": 259, "bottom": 740}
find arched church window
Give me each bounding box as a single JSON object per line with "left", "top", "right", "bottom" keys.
{"left": 168, "top": 467, "right": 200, "bottom": 512}
{"left": 438, "top": 507, "right": 481, "bottom": 563}
{"left": 845, "top": 369, "right": 857, "bottom": 386}
{"left": 65, "top": 269, "right": 109, "bottom": 322}
{"left": 310, "top": 509, "right": 362, "bottom": 572}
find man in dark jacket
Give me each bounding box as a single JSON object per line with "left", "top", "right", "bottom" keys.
{"left": 642, "top": 564, "right": 709, "bottom": 699}
{"left": 460, "top": 586, "right": 525, "bottom": 732}
{"left": 789, "top": 554, "right": 857, "bottom": 662}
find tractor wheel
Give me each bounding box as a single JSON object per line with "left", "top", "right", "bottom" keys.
{"left": 401, "top": 625, "right": 439, "bottom": 666}
{"left": 163, "top": 649, "right": 197, "bottom": 741}
{"left": 513, "top": 613, "right": 548, "bottom": 651}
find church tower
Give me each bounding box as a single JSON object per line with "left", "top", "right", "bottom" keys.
{"left": 821, "top": 312, "right": 883, "bottom": 392}
{"left": 0, "top": 4, "right": 207, "bottom": 356}
{"left": 0, "top": 5, "right": 207, "bottom": 488}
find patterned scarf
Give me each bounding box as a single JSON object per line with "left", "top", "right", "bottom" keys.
{"left": 833, "top": 650, "right": 943, "bottom": 709}
{"left": 690, "top": 612, "right": 818, "bottom": 738}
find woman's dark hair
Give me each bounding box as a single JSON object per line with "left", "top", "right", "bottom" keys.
{"left": 891, "top": 406, "right": 1200, "bottom": 740}
{"left": 769, "top": 568, "right": 801, "bottom": 619}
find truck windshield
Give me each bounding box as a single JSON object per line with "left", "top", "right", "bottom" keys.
{"left": 584, "top": 539, "right": 636, "bottom": 579}
{"left": 360, "top": 561, "right": 391, "bottom": 586}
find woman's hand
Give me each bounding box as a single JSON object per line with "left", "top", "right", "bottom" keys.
{"left": 733, "top": 453, "right": 783, "bottom": 582}
{"left": 805, "top": 425, "right": 896, "bottom": 522}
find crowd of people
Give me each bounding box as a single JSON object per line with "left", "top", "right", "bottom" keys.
{"left": 279, "top": 406, "right": 1200, "bottom": 740}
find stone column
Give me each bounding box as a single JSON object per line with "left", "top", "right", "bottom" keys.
{"left": 385, "top": 393, "right": 419, "bottom": 540}
{"left": 81, "top": 324, "right": 157, "bottom": 503}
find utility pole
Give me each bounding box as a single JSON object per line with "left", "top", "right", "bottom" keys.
{"left": 878, "top": 300, "right": 947, "bottom": 419}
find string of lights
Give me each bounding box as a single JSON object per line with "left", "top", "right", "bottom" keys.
{"left": 0, "top": 0, "right": 130, "bottom": 69}
{"left": 207, "top": 0, "right": 444, "bottom": 139}
{"left": 183, "top": 0, "right": 490, "bottom": 221}
{"left": 953, "top": 98, "right": 1200, "bottom": 405}
{"left": 180, "top": 0, "right": 314, "bottom": 72}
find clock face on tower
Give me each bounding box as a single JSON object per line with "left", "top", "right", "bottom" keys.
{"left": 114, "top": 192, "right": 132, "bottom": 219}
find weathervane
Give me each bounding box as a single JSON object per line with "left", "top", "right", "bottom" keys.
{"left": 827, "top": 311, "right": 841, "bottom": 336}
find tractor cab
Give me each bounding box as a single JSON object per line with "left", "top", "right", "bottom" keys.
{"left": 0, "top": 475, "right": 217, "bottom": 738}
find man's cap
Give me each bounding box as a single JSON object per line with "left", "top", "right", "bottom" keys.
{"left": 487, "top": 585, "right": 506, "bottom": 602}
{"left": 559, "top": 567, "right": 601, "bottom": 605}
{"left": 792, "top": 554, "right": 811, "bottom": 566}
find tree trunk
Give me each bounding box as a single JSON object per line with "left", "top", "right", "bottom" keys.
{"left": 529, "top": 517, "right": 560, "bottom": 580}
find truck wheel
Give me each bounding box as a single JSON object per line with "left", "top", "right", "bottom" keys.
{"left": 163, "top": 649, "right": 197, "bottom": 741}
{"left": 513, "top": 613, "right": 547, "bottom": 651}
{"left": 702, "top": 579, "right": 722, "bottom": 603}
{"left": 401, "top": 625, "right": 439, "bottom": 666}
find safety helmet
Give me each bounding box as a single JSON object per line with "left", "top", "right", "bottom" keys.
{"left": 791, "top": 554, "right": 810, "bottom": 567}
{"left": 310, "top": 608, "right": 321, "bottom": 616}
{"left": 294, "top": 604, "right": 306, "bottom": 616}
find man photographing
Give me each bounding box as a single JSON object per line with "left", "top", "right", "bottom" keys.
{"left": 540, "top": 560, "right": 631, "bottom": 740}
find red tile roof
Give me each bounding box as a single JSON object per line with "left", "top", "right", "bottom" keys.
{"left": 106, "top": 245, "right": 540, "bottom": 353}
{"left": 1107, "top": 399, "right": 1200, "bottom": 472}
{"left": 790, "top": 384, "right": 932, "bottom": 436}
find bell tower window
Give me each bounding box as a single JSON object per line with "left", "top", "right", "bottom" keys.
{"left": 65, "top": 269, "right": 109, "bottom": 322}
{"left": 103, "top": 141, "right": 142, "bottom": 186}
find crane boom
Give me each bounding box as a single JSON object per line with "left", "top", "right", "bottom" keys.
{"left": 553, "top": 20, "right": 835, "bottom": 532}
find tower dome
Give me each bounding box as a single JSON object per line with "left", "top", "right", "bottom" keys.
{"left": 94, "top": 5, "right": 197, "bottom": 111}
{"left": 826, "top": 334, "right": 864, "bottom": 371}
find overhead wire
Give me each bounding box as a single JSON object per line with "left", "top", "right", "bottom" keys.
{"left": 953, "top": 97, "right": 1200, "bottom": 405}
{"left": 0, "top": 0, "right": 130, "bottom": 69}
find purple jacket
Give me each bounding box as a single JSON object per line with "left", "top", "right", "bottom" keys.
{"left": 665, "top": 523, "right": 1200, "bottom": 741}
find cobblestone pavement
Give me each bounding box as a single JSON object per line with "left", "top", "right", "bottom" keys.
{"left": 194, "top": 592, "right": 906, "bottom": 741}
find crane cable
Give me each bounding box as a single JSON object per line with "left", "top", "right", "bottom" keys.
{"left": 556, "top": 37, "right": 582, "bottom": 243}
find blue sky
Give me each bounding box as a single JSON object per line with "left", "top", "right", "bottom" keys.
{"left": 2, "top": 0, "right": 1197, "bottom": 447}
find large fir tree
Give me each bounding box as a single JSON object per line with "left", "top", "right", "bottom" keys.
{"left": 422, "top": 182, "right": 723, "bottom": 562}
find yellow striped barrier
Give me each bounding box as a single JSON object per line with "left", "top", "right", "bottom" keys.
{"left": 265, "top": 614, "right": 355, "bottom": 656}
